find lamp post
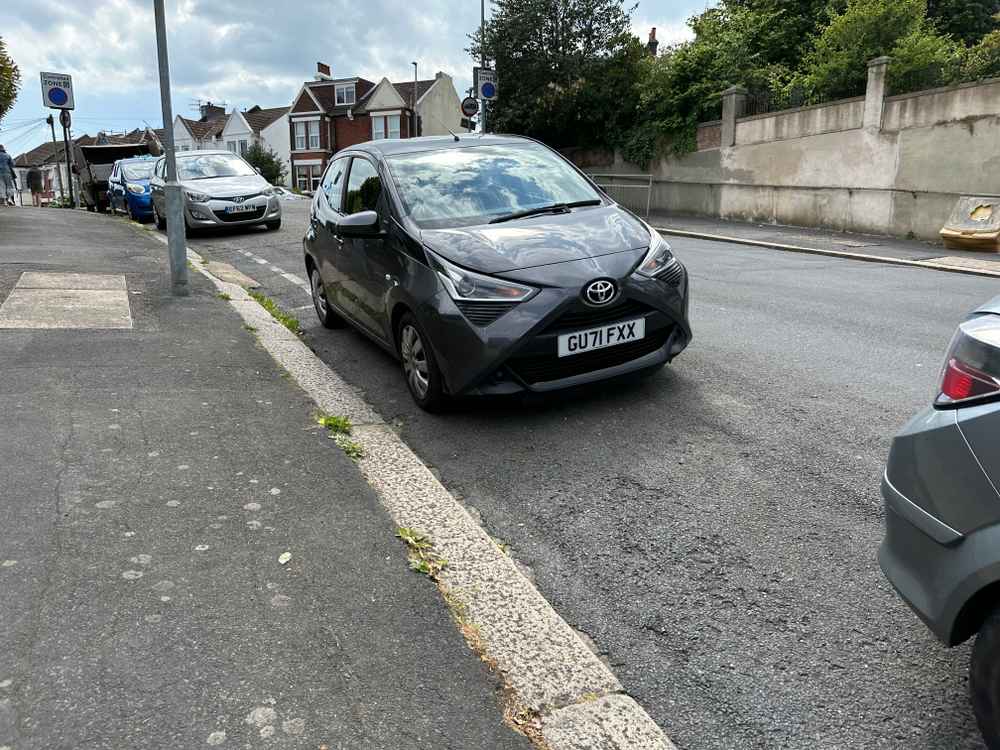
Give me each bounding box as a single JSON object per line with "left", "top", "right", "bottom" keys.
{"left": 153, "top": 0, "right": 189, "bottom": 296}
{"left": 411, "top": 61, "right": 418, "bottom": 137}
{"left": 480, "top": 0, "right": 486, "bottom": 133}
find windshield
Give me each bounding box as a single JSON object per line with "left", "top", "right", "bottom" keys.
{"left": 122, "top": 162, "right": 154, "bottom": 180}
{"left": 177, "top": 152, "right": 256, "bottom": 181}
{"left": 386, "top": 143, "right": 602, "bottom": 228}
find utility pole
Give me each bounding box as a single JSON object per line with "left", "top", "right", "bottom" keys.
{"left": 46, "top": 114, "right": 65, "bottom": 201}
{"left": 411, "top": 61, "right": 418, "bottom": 137}
{"left": 153, "top": 0, "right": 189, "bottom": 297}
{"left": 480, "top": 0, "right": 487, "bottom": 133}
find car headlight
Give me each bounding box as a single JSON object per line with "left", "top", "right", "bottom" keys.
{"left": 636, "top": 227, "right": 675, "bottom": 278}
{"left": 126, "top": 183, "right": 146, "bottom": 195}
{"left": 427, "top": 250, "right": 535, "bottom": 302}
{"left": 185, "top": 190, "right": 211, "bottom": 203}
{"left": 263, "top": 187, "right": 280, "bottom": 197}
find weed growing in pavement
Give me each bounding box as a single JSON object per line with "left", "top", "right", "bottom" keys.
{"left": 216, "top": 292, "right": 231, "bottom": 301}
{"left": 333, "top": 433, "right": 364, "bottom": 460}
{"left": 315, "top": 412, "right": 352, "bottom": 435}
{"left": 248, "top": 290, "right": 301, "bottom": 334}
{"left": 243, "top": 324, "right": 257, "bottom": 333}
{"left": 396, "top": 527, "right": 447, "bottom": 579}
{"left": 200, "top": 258, "right": 209, "bottom": 265}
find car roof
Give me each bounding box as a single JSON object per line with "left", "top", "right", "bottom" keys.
{"left": 348, "top": 134, "right": 535, "bottom": 158}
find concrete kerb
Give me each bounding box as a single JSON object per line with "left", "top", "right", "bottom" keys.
{"left": 150, "top": 233, "right": 675, "bottom": 750}
{"left": 654, "top": 226, "right": 1000, "bottom": 279}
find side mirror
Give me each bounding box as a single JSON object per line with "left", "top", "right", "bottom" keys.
{"left": 337, "top": 210, "right": 381, "bottom": 238}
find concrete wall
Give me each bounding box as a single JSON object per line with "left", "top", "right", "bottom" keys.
{"left": 575, "top": 74, "right": 1000, "bottom": 241}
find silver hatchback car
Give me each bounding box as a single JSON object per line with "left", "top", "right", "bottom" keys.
{"left": 150, "top": 150, "right": 282, "bottom": 232}
{"left": 880, "top": 295, "right": 1000, "bottom": 747}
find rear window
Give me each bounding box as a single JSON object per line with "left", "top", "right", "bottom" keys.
{"left": 386, "top": 143, "right": 601, "bottom": 229}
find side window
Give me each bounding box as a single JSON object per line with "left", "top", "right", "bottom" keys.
{"left": 344, "top": 158, "right": 382, "bottom": 215}
{"left": 321, "top": 158, "right": 348, "bottom": 213}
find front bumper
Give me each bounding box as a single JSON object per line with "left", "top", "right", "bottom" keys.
{"left": 184, "top": 196, "right": 281, "bottom": 227}
{"left": 127, "top": 193, "right": 153, "bottom": 217}
{"left": 420, "top": 261, "right": 691, "bottom": 396}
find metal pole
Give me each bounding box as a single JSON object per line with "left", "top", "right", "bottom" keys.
{"left": 411, "top": 61, "right": 418, "bottom": 137}
{"left": 480, "top": 0, "right": 487, "bottom": 133}
{"left": 60, "top": 117, "right": 74, "bottom": 208}
{"left": 47, "top": 115, "right": 65, "bottom": 201}
{"left": 153, "top": 0, "right": 189, "bottom": 296}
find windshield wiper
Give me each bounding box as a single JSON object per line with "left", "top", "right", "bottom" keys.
{"left": 488, "top": 199, "right": 602, "bottom": 224}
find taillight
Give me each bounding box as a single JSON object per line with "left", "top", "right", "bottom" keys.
{"left": 935, "top": 315, "right": 1000, "bottom": 408}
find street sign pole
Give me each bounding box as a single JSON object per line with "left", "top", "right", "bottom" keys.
{"left": 46, "top": 115, "right": 65, "bottom": 201}
{"left": 59, "top": 110, "right": 74, "bottom": 208}
{"left": 480, "top": 0, "right": 487, "bottom": 133}
{"left": 153, "top": 0, "right": 189, "bottom": 297}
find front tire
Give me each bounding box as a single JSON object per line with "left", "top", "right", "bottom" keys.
{"left": 265, "top": 219, "right": 281, "bottom": 231}
{"left": 971, "top": 606, "right": 1000, "bottom": 749}
{"left": 397, "top": 312, "right": 447, "bottom": 412}
{"left": 309, "top": 266, "right": 343, "bottom": 329}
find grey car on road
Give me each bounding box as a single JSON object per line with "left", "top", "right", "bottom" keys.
{"left": 149, "top": 150, "right": 282, "bottom": 232}
{"left": 880, "top": 295, "right": 1000, "bottom": 747}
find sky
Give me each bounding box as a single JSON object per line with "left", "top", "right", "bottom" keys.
{"left": 1, "top": 0, "right": 712, "bottom": 158}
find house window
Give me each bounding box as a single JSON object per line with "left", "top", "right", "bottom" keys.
{"left": 226, "top": 141, "right": 237, "bottom": 153}
{"left": 295, "top": 165, "right": 322, "bottom": 192}
{"left": 294, "top": 121, "right": 306, "bottom": 150}
{"left": 371, "top": 115, "right": 400, "bottom": 140}
{"left": 239, "top": 139, "right": 248, "bottom": 155}
{"left": 335, "top": 84, "right": 356, "bottom": 105}
{"left": 308, "top": 122, "right": 320, "bottom": 150}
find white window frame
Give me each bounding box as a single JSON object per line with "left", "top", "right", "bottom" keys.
{"left": 371, "top": 114, "right": 401, "bottom": 140}
{"left": 307, "top": 121, "right": 320, "bottom": 150}
{"left": 335, "top": 84, "right": 356, "bottom": 105}
{"left": 294, "top": 121, "right": 306, "bottom": 150}
{"left": 238, "top": 139, "right": 248, "bottom": 155}
{"left": 226, "top": 140, "right": 237, "bottom": 153}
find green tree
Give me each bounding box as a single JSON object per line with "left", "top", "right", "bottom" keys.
{"left": 963, "top": 29, "right": 1000, "bottom": 78}
{"left": 795, "top": 0, "right": 960, "bottom": 100}
{"left": 472, "top": 0, "right": 644, "bottom": 149}
{"left": 927, "top": 0, "right": 1000, "bottom": 45}
{"left": 0, "top": 36, "right": 20, "bottom": 123}
{"left": 244, "top": 143, "right": 286, "bottom": 186}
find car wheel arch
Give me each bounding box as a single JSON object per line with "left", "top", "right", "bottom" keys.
{"left": 954, "top": 579, "right": 1000, "bottom": 646}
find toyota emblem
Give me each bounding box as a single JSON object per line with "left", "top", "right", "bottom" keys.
{"left": 584, "top": 279, "right": 617, "bottom": 306}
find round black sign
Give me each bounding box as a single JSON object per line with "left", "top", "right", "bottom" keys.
{"left": 461, "top": 97, "right": 480, "bottom": 117}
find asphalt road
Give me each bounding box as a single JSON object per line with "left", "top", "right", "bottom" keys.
{"left": 183, "top": 200, "right": 998, "bottom": 749}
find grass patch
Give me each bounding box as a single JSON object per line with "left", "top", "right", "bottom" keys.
{"left": 248, "top": 290, "right": 301, "bottom": 334}
{"left": 243, "top": 324, "right": 257, "bottom": 333}
{"left": 333, "top": 433, "right": 364, "bottom": 460}
{"left": 396, "top": 527, "right": 447, "bottom": 579}
{"left": 200, "top": 258, "right": 209, "bottom": 265}
{"left": 216, "top": 292, "right": 231, "bottom": 301}
{"left": 315, "top": 412, "right": 352, "bottom": 435}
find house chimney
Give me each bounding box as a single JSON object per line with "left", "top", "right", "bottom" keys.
{"left": 647, "top": 27, "right": 659, "bottom": 57}
{"left": 316, "top": 62, "right": 332, "bottom": 80}
{"left": 199, "top": 102, "right": 226, "bottom": 121}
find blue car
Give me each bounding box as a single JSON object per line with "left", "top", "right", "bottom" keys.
{"left": 107, "top": 156, "right": 156, "bottom": 221}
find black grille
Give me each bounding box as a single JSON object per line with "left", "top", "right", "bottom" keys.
{"left": 658, "top": 260, "right": 685, "bottom": 287}
{"left": 508, "top": 330, "right": 670, "bottom": 384}
{"left": 215, "top": 193, "right": 262, "bottom": 202}
{"left": 455, "top": 301, "right": 518, "bottom": 326}
{"left": 542, "top": 299, "right": 653, "bottom": 334}
{"left": 212, "top": 206, "right": 266, "bottom": 223}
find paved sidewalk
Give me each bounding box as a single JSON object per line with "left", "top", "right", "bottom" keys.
{"left": 650, "top": 212, "right": 1000, "bottom": 277}
{"left": 0, "top": 208, "right": 529, "bottom": 749}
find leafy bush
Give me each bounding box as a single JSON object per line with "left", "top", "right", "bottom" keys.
{"left": 244, "top": 143, "right": 287, "bottom": 186}
{"left": 963, "top": 29, "right": 1000, "bottom": 79}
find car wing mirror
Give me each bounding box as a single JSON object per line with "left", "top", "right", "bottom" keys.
{"left": 337, "top": 210, "right": 381, "bottom": 239}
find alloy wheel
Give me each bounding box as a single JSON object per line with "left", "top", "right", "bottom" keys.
{"left": 400, "top": 324, "right": 430, "bottom": 399}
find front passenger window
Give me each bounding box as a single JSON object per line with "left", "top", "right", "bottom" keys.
{"left": 321, "top": 159, "right": 347, "bottom": 213}
{"left": 344, "top": 158, "right": 382, "bottom": 215}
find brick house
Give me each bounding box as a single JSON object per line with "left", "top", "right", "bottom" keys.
{"left": 288, "top": 62, "right": 463, "bottom": 191}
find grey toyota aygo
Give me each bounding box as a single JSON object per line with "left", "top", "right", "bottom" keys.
{"left": 880, "top": 295, "right": 1000, "bottom": 747}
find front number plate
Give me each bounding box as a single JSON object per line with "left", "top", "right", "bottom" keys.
{"left": 225, "top": 203, "right": 256, "bottom": 214}
{"left": 557, "top": 318, "right": 645, "bottom": 358}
